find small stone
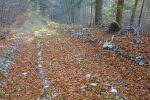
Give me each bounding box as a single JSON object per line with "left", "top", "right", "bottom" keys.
{"left": 75, "top": 32, "right": 84, "bottom": 38}
{"left": 42, "top": 97, "right": 48, "bottom": 100}
{"left": 44, "top": 80, "right": 49, "bottom": 89}
{"left": 110, "top": 86, "right": 117, "bottom": 93}
{"left": 86, "top": 74, "right": 92, "bottom": 79}
{"left": 22, "top": 72, "right": 28, "bottom": 76}
{"left": 139, "top": 61, "right": 144, "bottom": 66}
{"left": 103, "top": 41, "right": 114, "bottom": 49}
{"left": 36, "top": 96, "right": 40, "bottom": 100}
{"left": 135, "top": 56, "right": 144, "bottom": 65}
{"left": 80, "top": 86, "right": 87, "bottom": 91}
{"left": 89, "top": 83, "right": 97, "bottom": 87}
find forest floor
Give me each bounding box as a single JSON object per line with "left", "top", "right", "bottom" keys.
{"left": 0, "top": 26, "right": 150, "bottom": 100}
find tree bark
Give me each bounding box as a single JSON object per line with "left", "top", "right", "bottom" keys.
{"left": 130, "top": 0, "right": 139, "bottom": 26}
{"left": 138, "top": 0, "right": 145, "bottom": 25}
{"left": 71, "top": 0, "right": 75, "bottom": 23}
{"left": 90, "top": 0, "right": 93, "bottom": 25}
{"left": 95, "top": 0, "right": 102, "bottom": 24}
{"left": 116, "top": 0, "right": 124, "bottom": 26}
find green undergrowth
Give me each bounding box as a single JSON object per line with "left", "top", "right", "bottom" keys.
{"left": 0, "top": 89, "right": 6, "bottom": 94}
{"left": 47, "top": 22, "right": 73, "bottom": 30}
{"left": 22, "top": 10, "right": 74, "bottom": 43}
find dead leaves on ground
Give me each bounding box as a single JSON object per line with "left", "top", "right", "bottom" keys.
{"left": 0, "top": 28, "right": 150, "bottom": 99}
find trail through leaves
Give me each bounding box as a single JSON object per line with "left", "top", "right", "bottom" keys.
{"left": 0, "top": 28, "right": 150, "bottom": 99}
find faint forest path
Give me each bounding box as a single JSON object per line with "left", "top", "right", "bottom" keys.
{"left": 3, "top": 28, "right": 149, "bottom": 99}
{"left": 6, "top": 31, "right": 42, "bottom": 100}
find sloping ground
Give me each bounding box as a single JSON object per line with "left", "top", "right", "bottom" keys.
{"left": 41, "top": 28, "right": 150, "bottom": 99}
{"left": 41, "top": 38, "right": 122, "bottom": 99}
{"left": 0, "top": 28, "right": 149, "bottom": 99}
{"left": 112, "top": 32, "right": 150, "bottom": 99}
{"left": 84, "top": 29, "right": 150, "bottom": 99}
{"left": 86, "top": 29, "right": 150, "bottom": 100}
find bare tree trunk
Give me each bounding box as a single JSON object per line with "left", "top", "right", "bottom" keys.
{"left": 65, "top": 0, "right": 72, "bottom": 24}
{"left": 95, "top": 0, "right": 102, "bottom": 24}
{"left": 130, "top": 0, "right": 139, "bottom": 26}
{"left": 116, "top": 0, "right": 124, "bottom": 26}
{"left": 138, "top": 0, "right": 145, "bottom": 25}
{"left": 71, "top": 0, "right": 75, "bottom": 23}
{"left": 90, "top": 0, "right": 93, "bottom": 25}
{"left": 0, "top": 0, "right": 5, "bottom": 27}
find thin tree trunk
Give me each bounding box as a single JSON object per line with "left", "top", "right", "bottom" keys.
{"left": 138, "top": 0, "right": 145, "bottom": 25}
{"left": 130, "top": 0, "right": 139, "bottom": 26}
{"left": 116, "top": 0, "right": 124, "bottom": 26}
{"left": 90, "top": 0, "right": 93, "bottom": 25}
{"left": 65, "top": 0, "right": 72, "bottom": 24}
{"left": 95, "top": 0, "right": 102, "bottom": 24}
{"left": 71, "top": 0, "right": 75, "bottom": 23}
{"left": 0, "top": 0, "right": 5, "bottom": 27}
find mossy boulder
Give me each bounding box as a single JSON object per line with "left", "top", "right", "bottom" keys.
{"left": 108, "top": 21, "right": 121, "bottom": 34}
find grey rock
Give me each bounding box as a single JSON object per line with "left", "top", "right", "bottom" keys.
{"left": 103, "top": 41, "right": 114, "bottom": 49}
{"left": 135, "top": 56, "right": 144, "bottom": 65}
